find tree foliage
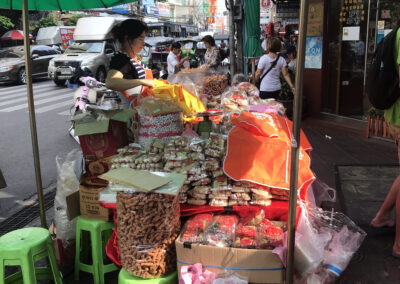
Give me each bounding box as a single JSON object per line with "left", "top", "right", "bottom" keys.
{"left": 35, "top": 14, "right": 58, "bottom": 29}
{"left": 68, "top": 14, "right": 90, "bottom": 26}
{"left": 0, "top": 16, "right": 15, "bottom": 36}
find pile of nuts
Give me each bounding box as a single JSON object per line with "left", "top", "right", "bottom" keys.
{"left": 117, "top": 192, "right": 180, "bottom": 278}
{"left": 203, "top": 74, "right": 228, "bottom": 109}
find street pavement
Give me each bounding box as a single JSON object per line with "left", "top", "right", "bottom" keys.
{"left": 0, "top": 79, "right": 78, "bottom": 220}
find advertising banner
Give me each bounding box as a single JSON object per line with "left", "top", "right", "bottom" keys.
{"left": 305, "top": 36, "right": 322, "bottom": 69}
{"left": 60, "top": 27, "right": 75, "bottom": 49}
{"left": 157, "top": 3, "right": 170, "bottom": 17}
{"left": 145, "top": 5, "right": 159, "bottom": 16}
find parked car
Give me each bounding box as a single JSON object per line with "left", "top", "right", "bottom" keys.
{"left": 48, "top": 17, "right": 120, "bottom": 86}
{"left": 0, "top": 45, "right": 60, "bottom": 84}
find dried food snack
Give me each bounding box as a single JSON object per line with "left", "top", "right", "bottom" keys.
{"left": 117, "top": 192, "right": 180, "bottom": 278}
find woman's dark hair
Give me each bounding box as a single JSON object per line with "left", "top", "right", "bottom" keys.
{"left": 286, "top": 45, "right": 297, "bottom": 58}
{"left": 113, "top": 19, "right": 148, "bottom": 43}
{"left": 171, "top": 42, "right": 182, "bottom": 50}
{"left": 269, "top": 37, "right": 282, "bottom": 53}
{"left": 202, "top": 35, "right": 215, "bottom": 47}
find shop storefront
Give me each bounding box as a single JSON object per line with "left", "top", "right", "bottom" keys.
{"left": 321, "top": 0, "right": 400, "bottom": 118}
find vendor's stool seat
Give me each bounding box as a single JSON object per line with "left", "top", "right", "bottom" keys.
{"left": 118, "top": 269, "right": 178, "bottom": 284}
{"left": 0, "top": 227, "right": 62, "bottom": 284}
{"left": 74, "top": 216, "right": 118, "bottom": 284}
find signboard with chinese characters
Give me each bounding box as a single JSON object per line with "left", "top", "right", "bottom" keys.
{"left": 305, "top": 36, "right": 322, "bottom": 69}
{"left": 339, "top": 0, "right": 365, "bottom": 26}
{"left": 307, "top": 2, "right": 323, "bottom": 36}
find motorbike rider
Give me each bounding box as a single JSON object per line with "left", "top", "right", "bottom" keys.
{"left": 105, "top": 19, "right": 155, "bottom": 107}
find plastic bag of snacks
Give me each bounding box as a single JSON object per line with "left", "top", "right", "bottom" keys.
{"left": 180, "top": 213, "right": 213, "bottom": 244}
{"left": 117, "top": 192, "right": 180, "bottom": 278}
{"left": 205, "top": 215, "right": 239, "bottom": 247}
{"left": 137, "top": 106, "right": 183, "bottom": 148}
{"left": 258, "top": 219, "right": 284, "bottom": 249}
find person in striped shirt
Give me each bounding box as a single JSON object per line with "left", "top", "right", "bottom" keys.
{"left": 106, "top": 19, "right": 155, "bottom": 101}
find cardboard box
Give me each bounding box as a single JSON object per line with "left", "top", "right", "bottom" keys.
{"left": 79, "top": 183, "right": 112, "bottom": 221}
{"left": 176, "top": 237, "right": 285, "bottom": 284}
{"left": 74, "top": 109, "right": 135, "bottom": 160}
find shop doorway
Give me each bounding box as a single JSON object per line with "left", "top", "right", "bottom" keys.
{"left": 324, "top": 0, "right": 400, "bottom": 119}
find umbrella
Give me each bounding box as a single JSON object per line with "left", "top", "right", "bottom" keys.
{"left": 244, "top": 0, "right": 263, "bottom": 58}
{"left": 0, "top": 30, "right": 32, "bottom": 40}
{"left": 0, "top": 0, "right": 136, "bottom": 228}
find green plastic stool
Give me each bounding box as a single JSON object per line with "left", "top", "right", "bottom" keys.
{"left": 74, "top": 216, "right": 118, "bottom": 284}
{"left": 0, "top": 227, "right": 62, "bottom": 284}
{"left": 118, "top": 269, "right": 178, "bottom": 284}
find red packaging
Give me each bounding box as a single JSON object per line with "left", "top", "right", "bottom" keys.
{"left": 259, "top": 226, "right": 284, "bottom": 248}
{"left": 234, "top": 237, "right": 257, "bottom": 248}
{"left": 181, "top": 214, "right": 213, "bottom": 244}
{"left": 235, "top": 225, "right": 257, "bottom": 238}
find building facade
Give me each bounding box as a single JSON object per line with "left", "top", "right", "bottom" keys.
{"left": 303, "top": 0, "right": 400, "bottom": 119}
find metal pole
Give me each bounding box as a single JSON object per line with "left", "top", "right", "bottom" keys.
{"left": 22, "top": 0, "right": 47, "bottom": 228}
{"left": 373, "top": 0, "right": 380, "bottom": 52}
{"left": 285, "top": 0, "right": 308, "bottom": 282}
{"left": 229, "top": 0, "right": 235, "bottom": 76}
{"left": 363, "top": 0, "right": 372, "bottom": 91}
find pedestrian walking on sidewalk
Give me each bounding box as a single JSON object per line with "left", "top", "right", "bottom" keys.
{"left": 370, "top": 24, "right": 400, "bottom": 259}
{"left": 255, "top": 37, "right": 295, "bottom": 100}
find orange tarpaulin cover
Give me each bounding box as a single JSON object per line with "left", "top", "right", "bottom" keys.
{"left": 223, "top": 112, "right": 315, "bottom": 200}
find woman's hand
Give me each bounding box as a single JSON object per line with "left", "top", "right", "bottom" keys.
{"left": 142, "top": 79, "right": 156, "bottom": 88}
{"left": 291, "top": 87, "right": 296, "bottom": 95}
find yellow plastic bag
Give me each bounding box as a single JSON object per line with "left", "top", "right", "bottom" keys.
{"left": 148, "top": 80, "right": 206, "bottom": 122}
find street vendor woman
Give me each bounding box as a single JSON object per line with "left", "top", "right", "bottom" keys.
{"left": 106, "top": 19, "right": 155, "bottom": 106}
{"left": 202, "top": 35, "right": 220, "bottom": 68}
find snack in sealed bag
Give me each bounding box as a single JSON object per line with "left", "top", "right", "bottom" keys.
{"left": 236, "top": 225, "right": 257, "bottom": 238}
{"left": 189, "top": 139, "right": 204, "bottom": 153}
{"left": 259, "top": 226, "right": 284, "bottom": 249}
{"left": 201, "top": 159, "right": 220, "bottom": 171}
{"left": 205, "top": 215, "right": 239, "bottom": 246}
{"left": 230, "top": 192, "right": 251, "bottom": 201}
{"left": 187, "top": 191, "right": 208, "bottom": 200}
{"left": 180, "top": 213, "right": 213, "bottom": 244}
{"left": 234, "top": 236, "right": 257, "bottom": 248}
{"left": 206, "top": 133, "right": 226, "bottom": 152}
{"left": 243, "top": 209, "right": 266, "bottom": 226}
{"left": 250, "top": 199, "right": 272, "bottom": 206}
{"left": 209, "top": 199, "right": 229, "bottom": 207}
{"left": 192, "top": 186, "right": 211, "bottom": 195}
{"left": 187, "top": 199, "right": 208, "bottom": 206}
{"left": 251, "top": 188, "right": 273, "bottom": 199}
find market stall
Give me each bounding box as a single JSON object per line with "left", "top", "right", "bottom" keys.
{"left": 1, "top": 0, "right": 367, "bottom": 282}
{"left": 49, "top": 63, "right": 366, "bottom": 284}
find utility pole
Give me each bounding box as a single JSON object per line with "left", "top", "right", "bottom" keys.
{"left": 234, "top": 0, "right": 243, "bottom": 73}
{"left": 228, "top": 0, "right": 235, "bottom": 76}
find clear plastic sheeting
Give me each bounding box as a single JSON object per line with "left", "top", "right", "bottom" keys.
{"left": 54, "top": 148, "right": 84, "bottom": 243}
{"left": 293, "top": 206, "right": 366, "bottom": 283}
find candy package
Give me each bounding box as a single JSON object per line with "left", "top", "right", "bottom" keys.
{"left": 180, "top": 213, "right": 213, "bottom": 243}
{"left": 205, "top": 215, "right": 239, "bottom": 247}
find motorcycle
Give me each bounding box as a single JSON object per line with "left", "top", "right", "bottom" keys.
{"left": 68, "top": 67, "right": 121, "bottom": 142}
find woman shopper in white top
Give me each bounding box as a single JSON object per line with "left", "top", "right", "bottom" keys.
{"left": 255, "top": 37, "right": 296, "bottom": 100}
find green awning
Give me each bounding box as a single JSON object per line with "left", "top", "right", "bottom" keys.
{"left": 244, "top": 0, "right": 263, "bottom": 58}
{"left": 0, "top": 0, "right": 135, "bottom": 11}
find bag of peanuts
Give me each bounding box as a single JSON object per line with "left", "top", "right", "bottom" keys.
{"left": 117, "top": 191, "right": 181, "bottom": 278}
